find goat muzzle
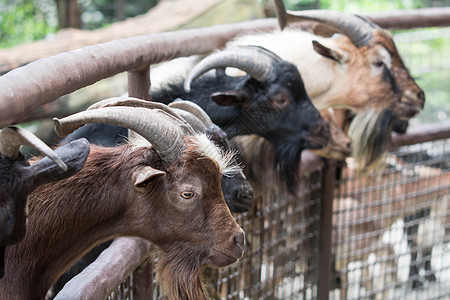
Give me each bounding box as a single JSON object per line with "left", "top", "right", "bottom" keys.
{"left": 305, "top": 121, "right": 331, "bottom": 149}
{"left": 401, "top": 89, "right": 425, "bottom": 111}
{"left": 209, "top": 227, "right": 245, "bottom": 268}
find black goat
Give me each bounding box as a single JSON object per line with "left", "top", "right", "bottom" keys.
{"left": 0, "top": 127, "right": 89, "bottom": 278}
{"left": 67, "top": 46, "right": 330, "bottom": 192}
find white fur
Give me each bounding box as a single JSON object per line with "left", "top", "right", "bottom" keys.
{"left": 128, "top": 131, "right": 239, "bottom": 176}
{"left": 230, "top": 30, "right": 344, "bottom": 110}
{"left": 190, "top": 133, "right": 240, "bottom": 177}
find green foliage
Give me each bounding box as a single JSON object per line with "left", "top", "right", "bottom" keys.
{"left": 395, "top": 31, "right": 450, "bottom": 124}
{"left": 80, "top": 0, "right": 160, "bottom": 30}
{"left": 0, "top": 0, "right": 57, "bottom": 48}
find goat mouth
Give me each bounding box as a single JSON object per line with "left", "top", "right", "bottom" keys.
{"left": 393, "top": 102, "right": 422, "bottom": 119}
{"left": 209, "top": 247, "right": 242, "bottom": 267}
{"left": 305, "top": 135, "right": 329, "bottom": 150}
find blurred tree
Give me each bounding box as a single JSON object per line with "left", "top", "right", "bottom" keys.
{"left": 0, "top": 0, "right": 58, "bottom": 48}
{"left": 56, "top": 0, "right": 82, "bottom": 28}
{"left": 79, "top": 0, "right": 160, "bottom": 29}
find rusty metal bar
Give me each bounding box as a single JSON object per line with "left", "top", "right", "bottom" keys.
{"left": 317, "top": 160, "right": 336, "bottom": 300}
{"left": 54, "top": 237, "right": 151, "bottom": 300}
{"left": 391, "top": 120, "right": 450, "bottom": 148}
{"left": 0, "top": 18, "right": 277, "bottom": 129}
{"left": 128, "top": 68, "right": 151, "bottom": 100}
{"left": 367, "top": 7, "right": 450, "bottom": 30}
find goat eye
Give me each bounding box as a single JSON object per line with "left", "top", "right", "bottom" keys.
{"left": 274, "top": 97, "right": 288, "bottom": 108}
{"left": 181, "top": 191, "right": 194, "bottom": 199}
{"left": 373, "top": 60, "right": 384, "bottom": 68}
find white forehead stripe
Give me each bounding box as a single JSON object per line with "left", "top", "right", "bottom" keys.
{"left": 192, "top": 133, "right": 240, "bottom": 176}
{"left": 128, "top": 131, "right": 240, "bottom": 176}
{"left": 378, "top": 47, "right": 392, "bottom": 68}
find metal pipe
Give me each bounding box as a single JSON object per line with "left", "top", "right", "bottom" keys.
{"left": 54, "top": 237, "right": 151, "bottom": 300}
{"left": 367, "top": 7, "right": 450, "bottom": 30}
{"left": 128, "top": 68, "right": 151, "bottom": 101}
{"left": 391, "top": 120, "right": 450, "bottom": 148}
{"left": 0, "top": 19, "right": 277, "bottom": 129}
{"left": 317, "top": 160, "right": 336, "bottom": 300}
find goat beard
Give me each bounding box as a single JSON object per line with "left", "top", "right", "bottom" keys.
{"left": 156, "top": 248, "right": 209, "bottom": 300}
{"left": 348, "top": 108, "right": 397, "bottom": 173}
{"left": 273, "top": 139, "right": 304, "bottom": 195}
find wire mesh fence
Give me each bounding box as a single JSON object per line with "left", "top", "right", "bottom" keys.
{"left": 331, "top": 139, "right": 450, "bottom": 300}
{"left": 104, "top": 136, "right": 449, "bottom": 300}
{"left": 206, "top": 167, "right": 324, "bottom": 300}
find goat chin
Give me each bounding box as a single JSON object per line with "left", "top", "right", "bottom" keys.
{"left": 348, "top": 108, "right": 397, "bottom": 173}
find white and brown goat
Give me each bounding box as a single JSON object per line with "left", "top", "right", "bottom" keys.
{"left": 230, "top": 1, "right": 425, "bottom": 170}
{"left": 0, "top": 101, "right": 245, "bottom": 300}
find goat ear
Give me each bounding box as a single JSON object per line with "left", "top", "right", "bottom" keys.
{"left": 211, "top": 90, "right": 251, "bottom": 107}
{"left": 134, "top": 166, "right": 166, "bottom": 193}
{"left": 312, "top": 40, "right": 346, "bottom": 64}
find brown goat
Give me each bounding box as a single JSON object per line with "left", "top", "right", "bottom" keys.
{"left": 0, "top": 102, "right": 245, "bottom": 300}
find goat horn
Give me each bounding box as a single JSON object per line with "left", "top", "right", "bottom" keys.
{"left": 170, "top": 108, "right": 208, "bottom": 133}
{"left": 86, "top": 97, "right": 196, "bottom": 135}
{"left": 274, "top": 0, "right": 289, "bottom": 31}
{"left": 0, "top": 127, "right": 67, "bottom": 171}
{"left": 169, "top": 100, "right": 214, "bottom": 128}
{"left": 54, "top": 107, "right": 187, "bottom": 163}
{"left": 274, "top": 0, "right": 376, "bottom": 47}
{"left": 184, "top": 46, "right": 279, "bottom": 92}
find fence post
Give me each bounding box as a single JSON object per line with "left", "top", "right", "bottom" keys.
{"left": 317, "top": 160, "right": 336, "bottom": 300}
{"left": 128, "top": 67, "right": 151, "bottom": 100}
{"left": 128, "top": 66, "right": 154, "bottom": 299}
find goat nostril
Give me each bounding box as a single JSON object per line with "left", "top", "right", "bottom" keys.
{"left": 418, "top": 91, "right": 425, "bottom": 103}
{"left": 310, "top": 124, "right": 322, "bottom": 135}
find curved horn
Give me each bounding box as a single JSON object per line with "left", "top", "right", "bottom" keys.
{"left": 0, "top": 127, "right": 67, "bottom": 171}
{"left": 169, "top": 99, "right": 214, "bottom": 128}
{"left": 275, "top": 0, "right": 376, "bottom": 46}
{"left": 184, "top": 46, "right": 278, "bottom": 92}
{"left": 86, "top": 97, "right": 195, "bottom": 135}
{"left": 170, "top": 108, "right": 207, "bottom": 133}
{"left": 274, "top": 0, "right": 289, "bottom": 31}
{"left": 54, "top": 106, "right": 187, "bottom": 162}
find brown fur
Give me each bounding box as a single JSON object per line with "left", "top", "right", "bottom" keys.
{"left": 0, "top": 142, "right": 243, "bottom": 299}
{"left": 310, "top": 108, "right": 351, "bottom": 160}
